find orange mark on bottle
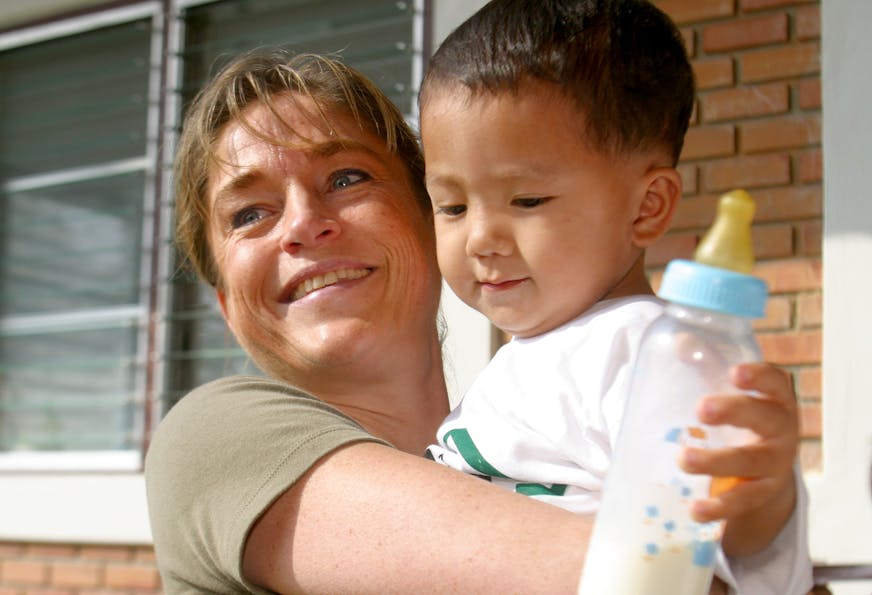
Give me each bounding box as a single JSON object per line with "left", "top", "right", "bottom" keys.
{"left": 687, "top": 426, "right": 707, "bottom": 440}
{"left": 709, "top": 476, "right": 745, "bottom": 497}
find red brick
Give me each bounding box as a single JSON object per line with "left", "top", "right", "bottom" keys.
{"left": 24, "top": 546, "right": 76, "bottom": 559}
{"left": 796, "top": 78, "right": 821, "bottom": 110}
{"left": 0, "top": 543, "right": 25, "bottom": 557}
{"left": 797, "top": 366, "right": 821, "bottom": 399}
{"left": 796, "top": 220, "right": 821, "bottom": 256}
{"left": 79, "top": 546, "right": 131, "bottom": 561}
{"left": 799, "top": 402, "right": 822, "bottom": 438}
{"left": 701, "top": 153, "right": 791, "bottom": 191}
{"left": 751, "top": 185, "right": 821, "bottom": 222}
{"left": 740, "top": 114, "right": 821, "bottom": 153}
{"left": 753, "top": 294, "right": 792, "bottom": 331}
{"left": 680, "top": 27, "right": 696, "bottom": 57}
{"left": 797, "top": 148, "right": 822, "bottom": 183}
{"left": 758, "top": 330, "right": 821, "bottom": 365}
{"left": 795, "top": 5, "right": 820, "bottom": 40}
{"left": 682, "top": 124, "right": 735, "bottom": 160}
{"left": 741, "top": 0, "right": 815, "bottom": 11}
{"left": 656, "top": 0, "right": 736, "bottom": 25}
{"left": 104, "top": 565, "right": 161, "bottom": 590}
{"left": 689, "top": 99, "right": 700, "bottom": 127}
{"left": 50, "top": 563, "right": 100, "bottom": 589}
{"left": 693, "top": 57, "right": 735, "bottom": 90}
{"left": 797, "top": 292, "right": 822, "bottom": 328}
{"left": 755, "top": 258, "right": 821, "bottom": 293}
{"left": 740, "top": 42, "right": 820, "bottom": 83}
{"left": 677, "top": 163, "right": 699, "bottom": 194}
{"left": 1, "top": 560, "right": 48, "bottom": 585}
{"left": 672, "top": 194, "right": 719, "bottom": 230}
{"left": 752, "top": 223, "right": 793, "bottom": 259}
{"left": 133, "top": 548, "right": 157, "bottom": 563}
{"left": 672, "top": 186, "right": 820, "bottom": 230}
{"left": 703, "top": 13, "right": 788, "bottom": 52}
{"left": 700, "top": 82, "right": 788, "bottom": 122}
{"left": 646, "top": 232, "right": 699, "bottom": 267}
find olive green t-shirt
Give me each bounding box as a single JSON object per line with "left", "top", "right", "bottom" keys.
{"left": 144, "top": 375, "right": 387, "bottom": 594}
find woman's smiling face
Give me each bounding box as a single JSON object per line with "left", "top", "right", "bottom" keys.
{"left": 207, "top": 93, "right": 441, "bottom": 386}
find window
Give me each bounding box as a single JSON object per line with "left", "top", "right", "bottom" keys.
{"left": 0, "top": 0, "right": 424, "bottom": 471}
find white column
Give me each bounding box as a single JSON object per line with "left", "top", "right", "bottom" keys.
{"left": 809, "top": 2, "right": 872, "bottom": 593}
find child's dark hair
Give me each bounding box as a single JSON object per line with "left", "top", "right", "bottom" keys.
{"left": 419, "top": 0, "right": 695, "bottom": 165}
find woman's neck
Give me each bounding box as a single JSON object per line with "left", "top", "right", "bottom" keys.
{"left": 290, "top": 333, "right": 450, "bottom": 455}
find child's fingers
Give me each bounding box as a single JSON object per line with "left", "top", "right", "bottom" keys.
{"left": 679, "top": 443, "right": 777, "bottom": 478}
{"left": 689, "top": 476, "right": 779, "bottom": 523}
{"left": 729, "top": 362, "right": 797, "bottom": 409}
{"left": 696, "top": 392, "right": 795, "bottom": 440}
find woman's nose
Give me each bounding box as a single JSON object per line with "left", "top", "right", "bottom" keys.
{"left": 465, "top": 210, "right": 512, "bottom": 258}
{"left": 279, "top": 190, "right": 340, "bottom": 253}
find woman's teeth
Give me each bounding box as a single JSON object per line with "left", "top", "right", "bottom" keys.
{"left": 292, "top": 268, "right": 369, "bottom": 301}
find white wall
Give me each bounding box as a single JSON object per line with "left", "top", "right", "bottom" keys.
{"left": 807, "top": 1, "right": 872, "bottom": 593}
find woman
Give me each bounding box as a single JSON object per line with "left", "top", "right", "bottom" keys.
{"left": 145, "top": 49, "right": 805, "bottom": 594}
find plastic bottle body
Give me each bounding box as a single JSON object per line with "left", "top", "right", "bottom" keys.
{"left": 578, "top": 302, "right": 761, "bottom": 595}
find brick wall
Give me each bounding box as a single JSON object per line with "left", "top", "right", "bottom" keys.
{"left": 650, "top": 0, "right": 823, "bottom": 472}
{"left": 0, "top": 542, "right": 162, "bottom": 594}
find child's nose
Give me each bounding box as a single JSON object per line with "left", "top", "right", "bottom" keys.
{"left": 465, "top": 210, "right": 513, "bottom": 258}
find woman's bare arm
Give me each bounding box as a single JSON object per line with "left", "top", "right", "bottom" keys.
{"left": 243, "top": 441, "right": 592, "bottom": 594}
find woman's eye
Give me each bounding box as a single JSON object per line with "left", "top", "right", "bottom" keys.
{"left": 435, "top": 204, "right": 467, "bottom": 216}
{"left": 231, "top": 207, "right": 267, "bottom": 229}
{"left": 513, "top": 197, "right": 548, "bottom": 209}
{"left": 331, "top": 169, "right": 370, "bottom": 190}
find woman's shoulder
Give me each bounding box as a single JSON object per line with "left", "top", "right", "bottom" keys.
{"left": 151, "top": 375, "right": 369, "bottom": 453}
{"left": 184, "top": 374, "right": 315, "bottom": 401}
{"left": 144, "top": 374, "right": 387, "bottom": 591}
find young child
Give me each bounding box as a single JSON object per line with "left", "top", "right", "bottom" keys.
{"left": 419, "top": 1, "right": 811, "bottom": 593}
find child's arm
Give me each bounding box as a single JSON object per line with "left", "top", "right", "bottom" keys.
{"left": 679, "top": 362, "right": 800, "bottom": 555}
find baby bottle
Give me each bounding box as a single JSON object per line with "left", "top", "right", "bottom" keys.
{"left": 577, "top": 190, "right": 767, "bottom": 595}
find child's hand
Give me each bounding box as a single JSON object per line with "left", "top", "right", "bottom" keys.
{"left": 678, "top": 362, "right": 799, "bottom": 556}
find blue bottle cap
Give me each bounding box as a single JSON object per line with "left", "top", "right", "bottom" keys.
{"left": 658, "top": 259, "right": 768, "bottom": 319}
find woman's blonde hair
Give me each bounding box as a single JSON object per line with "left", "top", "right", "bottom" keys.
{"left": 174, "top": 49, "right": 428, "bottom": 287}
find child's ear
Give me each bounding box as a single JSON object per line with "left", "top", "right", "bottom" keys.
{"left": 632, "top": 167, "right": 682, "bottom": 248}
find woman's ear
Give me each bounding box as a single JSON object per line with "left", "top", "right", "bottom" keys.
{"left": 632, "top": 167, "right": 682, "bottom": 248}
{"left": 215, "top": 287, "right": 235, "bottom": 334}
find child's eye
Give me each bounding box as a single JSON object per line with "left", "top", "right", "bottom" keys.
{"left": 512, "top": 197, "right": 549, "bottom": 209}
{"left": 231, "top": 206, "right": 269, "bottom": 229}
{"left": 435, "top": 204, "right": 467, "bottom": 216}
{"left": 331, "top": 169, "right": 370, "bottom": 190}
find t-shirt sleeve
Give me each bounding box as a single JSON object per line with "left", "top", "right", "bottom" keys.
{"left": 144, "top": 375, "right": 388, "bottom": 594}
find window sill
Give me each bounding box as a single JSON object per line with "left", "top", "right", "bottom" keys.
{"left": 0, "top": 473, "right": 152, "bottom": 544}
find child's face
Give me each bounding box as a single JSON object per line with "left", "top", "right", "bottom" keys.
{"left": 421, "top": 82, "right": 655, "bottom": 338}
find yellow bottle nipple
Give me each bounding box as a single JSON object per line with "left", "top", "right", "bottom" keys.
{"left": 693, "top": 189, "right": 756, "bottom": 274}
